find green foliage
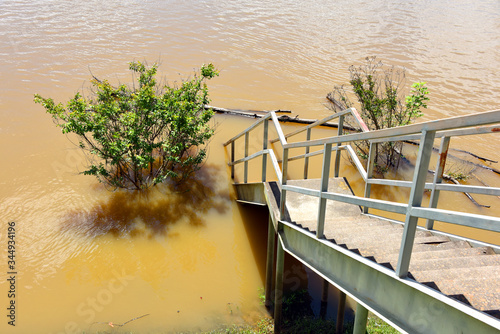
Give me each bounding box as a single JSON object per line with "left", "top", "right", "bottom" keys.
{"left": 199, "top": 318, "right": 273, "bottom": 334}
{"left": 366, "top": 314, "right": 400, "bottom": 334}
{"left": 282, "top": 289, "right": 314, "bottom": 323}
{"left": 446, "top": 171, "right": 469, "bottom": 181}
{"left": 328, "top": 56, "right": 429, "bottom": 173}
{"left": 35, "top": 61, "right": 219, "bottom": 190}
{"left": 258, "top": 288, "right": 266, "bottom": 305}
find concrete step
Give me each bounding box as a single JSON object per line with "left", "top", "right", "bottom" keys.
{"left": 324, "top": 215, "right": 387, "bottom": 225}
{"left": 378, "top": 246, "right": 495, "bottom": 265}
{"left": 353, "top": 239, "right": 468, "bottom": 261}
{"left": 286, "top": 178, "right": 362, "bottom": 220}
{"left": 409, "top": 254, "right": 500, "bottom": 272}
{"left": 328, "top": 226, "right": 434, "bottom": 246}
{"left": 325, "top": 220, "right": 403, "bottom": 233}
{"left": 296, "top": 217, "right": 392, "bottom": 234}
{"left": 291, "top": 222, "right": 316, "bottom": 236}
{"left": 387, "top": 240, "right": 472, "bottom": 255}
{"left": 345, "top": 235, "right": 450, "bottom": 251}
{"left": 326, "top": 225, "right": 403, "bottom": 242}
{"left": 409, "top": 265, "right": 500, "bottom": 283}
{"left": 425, "top": 277, "right": 500, "bottom": 312}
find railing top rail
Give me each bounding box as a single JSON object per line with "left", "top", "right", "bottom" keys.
{"left": 223, "top": 112, "right": 273, "bottom": 146}
{"left": 271, "top": 112, "right": 288, "bottom": 146}
{"left": 269, "top": 108, "right": 354, "bottom": 144}
{"left": 285, "top": 109, "right": 500, "bottom": 149}
{"left": 369, "top": 124, "right": 500, "bottom": 144}
{"left": 350, "top": 107, "right": 370, "bottom": 132}
{"left": 270, "top": 107, "right": 370, "bottom": 144}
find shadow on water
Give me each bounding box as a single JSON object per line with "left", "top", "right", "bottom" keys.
{"left": 237, "top": 203, "right": 270, "bottom": 283}
{"left": 61, "top": 164, "right": 230, "bottom": 238}
{"left": 237, "top": 203, "right": 356, "bottom": 323}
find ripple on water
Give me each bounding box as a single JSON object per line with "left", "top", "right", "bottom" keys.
{"left": 0, "top": 0, "right": 499, "bottom": 331}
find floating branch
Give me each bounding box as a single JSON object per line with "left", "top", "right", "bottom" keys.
{"left": 206, "top": 105, "right": 291, "bottom": 118}
{"left": 208, "top": 105, "right": 365, "bottom": 132}
{"left": 89, "top": 313, "right": 150, "bottom": 331}
{"left": 429, "top": 170, "right": 490, "bottom": 208}
{"left": 404, "top": 139, "right": 499, "bottom": 170}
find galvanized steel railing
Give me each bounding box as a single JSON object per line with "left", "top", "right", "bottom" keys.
{"left": 223, "top": 108, "right": 500, "bottom": 278}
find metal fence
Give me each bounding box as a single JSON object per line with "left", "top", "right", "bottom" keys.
{"left": 223, "top": 108, "right": 500, "bottom": 278}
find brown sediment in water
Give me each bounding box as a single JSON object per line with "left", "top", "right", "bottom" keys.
{"left": 0, "top": 1, "right": 499, "bottom": 332}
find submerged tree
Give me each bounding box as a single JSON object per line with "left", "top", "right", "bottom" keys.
{"left": 35, "top": 61, "right": 219, "bottom": 190}
{"left": 327, "top": 56, "right": 429, "bottom": 173}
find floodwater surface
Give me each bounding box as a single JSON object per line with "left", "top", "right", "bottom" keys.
{"left": 0, "top": 0, "right": 499, "bottom": 333}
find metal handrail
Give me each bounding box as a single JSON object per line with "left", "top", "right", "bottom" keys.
{"left": 284, "top": 109, "right": 500, "bottom": 149}
{"left": 269, "top": 108, "right": 357, "bottom": 144}
{"left": 224, "top": 108, "right": 500, "bottom": 278}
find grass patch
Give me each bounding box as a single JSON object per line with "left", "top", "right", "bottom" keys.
{"left": 200, "top": 313, "right": 397, "bottom": 333}
{"left": 200, "top": 288, "right": 398, "bottom": 334}
{"left": 366, "top": 313, "right": 400, "bottom": 334}
{"left": 83, "top": 314, "right": 397, "bottom": 333}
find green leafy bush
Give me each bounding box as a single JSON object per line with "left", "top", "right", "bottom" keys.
{"left": 35, "top": 61, "right": 218, "bottom": 190}
{"left": 328, "top": 57, "right": 429, "bottom": 173}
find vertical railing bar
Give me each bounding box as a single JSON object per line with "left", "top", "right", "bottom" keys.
{"left": 317, "top": 143, "right": 332, "bottom": 238}
{"left": 426, "top": 136, "right": 450, "bottom": 230}
{"left": 363, "top": 142, "right": 376, "bottom": 214}
{"left": 353, "top": 303, "right": 369, "bottom": 334}
{"left": 230, "top": 141, "right": 235, "bottom": 179}
{"left": 280, "top": 148, "right": 289, "bottom": 222}
{"left": 304, "top": 128, "right": 311, "bottom": 179}
{"left": 264, "top": 216, "right": 275, "bottom": 308}
{"left": 334, "top": 115, "right": 344, "bottom": 177}
{"left": 244, "top": 132, "right": 249, "bottom": 183}
{"left": 274, "top": 234, "right": 285, "bottom": 333}
{"left": 262, "top": 119, "right": 269, "bottom": 182}
{"left": 396, "top": 130, "right": 436, "bottom": 278}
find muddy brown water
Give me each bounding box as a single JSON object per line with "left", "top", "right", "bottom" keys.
{"left": 0, "top": 0, "right": 499, "bottom": 332}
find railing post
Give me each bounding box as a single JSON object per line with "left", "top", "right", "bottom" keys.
{"left": 304, "top": 128, "right": 311, "bottom": 179}
{"left": 274, "top": 235, "right": 285, "bottom": 334}
{"left": 262, "top": 118, "right": 269, "bottom": 182}
{"left": 396, "top": 130, "right": 436, "bottom": 278}
{"left": 317, "top": 143, "right": 332, "bottom": 238}
{"left": 265, "top": 216, "right": 275, "bottom": 308}
{"left": 336, "top": 290, "right": 347, "bottom": 334}
{"left": 334, "top": 115, "right": 344, "bottom": 177}
{"left": 426, "top": 136, "right": 450, "bottom": 230}
{"left": 363, "top": 141, "right": 376, "bottom": 214}
{"left": 244, "top": 132, "right": 249, "bottom": 183}
{"left": 320, "top": 279, "right": 329, "bottom": 320}
{"left": 353, "top": 303, "right": 369, "bottom": 334}
{"left": 230, "top": 141, "right": 235, "bottom": 179}
{"left": 280, "top": 148, "right": 289, "bottom": 222}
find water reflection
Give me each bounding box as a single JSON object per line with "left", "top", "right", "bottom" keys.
{"left": 61, "top": 164, "right": 230, "bottom": 238}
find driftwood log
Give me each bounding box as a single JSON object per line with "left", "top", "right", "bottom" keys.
{"left": 206, "top": 105, "right": 291, "bottom": 118}
{"left": 429, "top": 170, "right": 491, "bottom": 208}
{"left": 207, "top": 105, "right": 363, "bottom": 131}
{"left": 404, "top": 139, "right": 500, "bottom": 175}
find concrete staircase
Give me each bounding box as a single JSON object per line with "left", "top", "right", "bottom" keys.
{"left": 284, "top": 178, "right": 500, "bottom": 319}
